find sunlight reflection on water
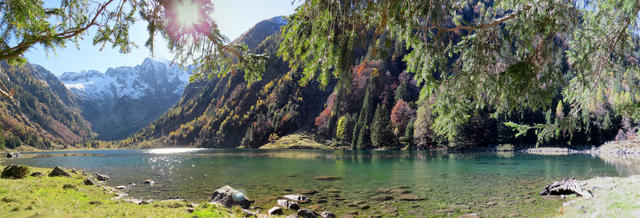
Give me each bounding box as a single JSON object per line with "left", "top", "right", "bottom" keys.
{"left": 145, "top": 148, "right": 203, "bottom": 154}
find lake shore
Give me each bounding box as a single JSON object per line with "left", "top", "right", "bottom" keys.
{"left": 0, "top": 165, "right": 232, "bottom": 217}
{"left": 559, "top": 175, "right": 640, "bottom": 217}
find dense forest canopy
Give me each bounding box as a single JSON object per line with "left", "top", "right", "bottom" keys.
{"left": 278, "top": 0, "right": 640, "bottom": 144}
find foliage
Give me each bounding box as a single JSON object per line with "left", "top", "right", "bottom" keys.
{"left": 390, "top": 99, "right": 415, "bottom": 136}
{"left": 281, "top": 0, "right": 640, "bottom": 144}
{"left": 371, "top": 103, "right": 393, "bottom": 148}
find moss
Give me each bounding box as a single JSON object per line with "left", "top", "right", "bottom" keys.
{"left": 259, "top": 133, "right": 335, "bottom": 149}
{"left": 0, "top": 165, "right": 233, "bottom": 217}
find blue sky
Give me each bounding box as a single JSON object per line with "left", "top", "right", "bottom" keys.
{"left": 24, "top": 0, "right": 300, "bottom": 76}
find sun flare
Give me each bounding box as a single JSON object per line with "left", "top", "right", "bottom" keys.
{"left": 174, "top": 0, "right": 202, "bottom": 31}
{"left": 166, "top": 0, "right": 213, "bottom": 40}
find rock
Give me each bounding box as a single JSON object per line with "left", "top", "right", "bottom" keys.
{"left": 95, "top": 174, "right": 110, "bottom": 181}
{"left": 83, "top": 178, "right": 96, "bottom": 185}
{"left": 284, "top": 194, "right": 311, "bottom": 203}
{"left": 286, "top": 215, "right": 299, "bottom": 218}
{"left": 144, "top": 179, "right": 154, "bottom": 185}
{"left": 387, "top": 188, "right": 411, "bottom": 194}
{"left": 115, "top": 185, "right": 127, "bottom": 190}
{"left": 278, "top": 199, "right": 300, "bottom": 210}
{"left": 30, "top": 172, "right": 44, "bottom": 177}
{"left": 48, "top": 167, "right": 70, "bottom": 177}
{"left": 186, "top": 207, "right": 195, "bottom": 213}
{"left": 397, "top": 193, "right": 426, "bottom": 201}
{"left": 89, "top": 200, "right": 102, "bottom": 205}
{"left": 324, "top": 188, "right": 340, "bottom": 193}
{"left": 358, "top": 204, "right": 370, "bottom": 210}
{"left": 315, "top": 176, "right": 342, "bottom": 181}
{"left": 458, "top": 213, "right": 480, "bottom": 218}
{"left": 320, "top": 211, "right": 336, "bottom": 218}
{"left": 62, "top": 184, "right": 77, "bottom": 190}
{"left": 372, "top": 195, "right": 393, "bottom": 201}
{"left": 5, "top": 152, "right": 21, "bottom": 158}
{"left": 1, "top": 165, "right": 29, "bottom": 179}
{"left": 317, "top": 199, "right": 327, "bottom": 203}
{"left": 268, "top": 206, "right": 284, "bottom": 215}
{"left": 210, "top": 185, "right": 253, "bottom": 209}
{"left": 297, "top": 208, "right": 318, "bottom": 218}
{"left": 540, "top": 178, "right": 593, "bottom": 198}
{"left": 140, "top": 199, "right": 154, "bottom": 205}
{"left": 486, "top": 201, "right": 497, "bottom": 206}
{"left": 242, "top": 209, "right": 257, "bottom": 217}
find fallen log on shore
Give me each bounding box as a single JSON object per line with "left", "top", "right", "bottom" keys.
{"left": 540, "top": 178, "right": 593, "bottom": 198}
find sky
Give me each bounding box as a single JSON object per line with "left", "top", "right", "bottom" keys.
{"left": 24, "top": 0, "right": 300, "bottom": 76}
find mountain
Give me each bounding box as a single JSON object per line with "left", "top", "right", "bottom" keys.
{"left": 59, "top": 58, "right": 191, "bottom": 140}
{"left": 0, "top": 62, "right": 93, "bottom": 149}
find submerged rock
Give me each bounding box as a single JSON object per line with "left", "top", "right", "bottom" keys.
{"left": 458, "top": 213, "right": 480, "bottom": 218}
{"left": 268, "top": 206, "right": 284, "bottom": 215}
{"left": 278, "top": 199, "right": 300, "bottom": 210}
{"left": 314, "top": 176, "right": 342, "bottom": 181}
{"left": 49, "top": 166, "right": 70, "bottom": 177}
{"left": 1, "top": 165, "right": 29, "bottom": 179}
{"left": 210, "top": 185, "right": 253, "bottom": 208}
{"left": 540, "top": 178, "right": 593, "bottom": 198}
{"left": 397, "top": 193, "right": 426, "bottom": 201}
{"left": 95, "top": 174, "right": 110, "bottom": 181}
{"left": 284, "top": 194, "right": 311, "bottom": 203}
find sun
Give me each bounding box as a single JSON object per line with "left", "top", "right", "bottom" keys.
{"left": 166, "top": 0, "right": 213, "bottom": 40}
{"left": 174, "top": 0, "right": 202, "bottom": 31}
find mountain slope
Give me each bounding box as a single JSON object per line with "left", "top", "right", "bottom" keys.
{"left": 0, "top": 62, "right": 93, "bottom": 149}
{"left": 60, "top": 58, "right": 191, "bottom": 140}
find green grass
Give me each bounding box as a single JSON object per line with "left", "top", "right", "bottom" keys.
{"left": 0, "top": 165, "right": 232, "bottom": 218}
{"left": 559, "top": 175, "right": 640, "bottom": 217}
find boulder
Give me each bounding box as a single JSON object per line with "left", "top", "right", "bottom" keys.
{"left": 95, "top": 174, "right": 110, "bottom": 181}
{"left": 284, "top": 194, "right": 311, "bottom": 203}
{"left": 62, "top": 184, "right": 77, "bottom": 190}
{"left": 278, "top": 199, "right": 300, "bottom": 210}
{"left": 115, "top": 185, "right": 127, "bottom": 190}
{"left": 83, "top": 178, "right": 96, "bottom": 185}
{"left": 144, "top": 179, "right": 154, "bottom": 185}
{"left": 210, "top": 185, "right": 253, "bottom": 208}
{"left": 1, "top": 165, "right": 29, "bottom": 179}
{"left": 540, "top": 178, "right": 593, "bottom": 198}
{"left": 30, "top": 172, "right": 44, "bottom": 177}
{"left": 286, "top": 215, "right": 299, "bottom": 218}
{"left": 48, "top": 167, "right": 70, "bottom": 177}
{"left": 268, "top": 206, "right": 284, "bottom": 215}
{"left": 297, "top": 208, "right": 318, "bottom": 218}
{"left": 5, "top": 152, "right": 21, "bottom": 158}
{"left": 320, "top": 211, "right": 336, "bottom": 218}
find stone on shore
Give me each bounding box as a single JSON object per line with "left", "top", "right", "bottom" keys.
{"left": 268, "top": 206, "right": 284, "bottom": 215}
{"left": 5, "top": 152, "right": 21, "bottom": 158}
{"left": 95, "top": 173, "right": 110, "bottom": 181}
{"left": 210, "top": 185, "right": 253, "bottom": 208}
{"left": 278, "top": 199, "right": 300, "bottom": 210}
{"left": 83, "top": 178, "right": 97, "bottom": 185}
{"left": 320, "top": 211, "right": 336, "bottom": 218}
{"left": 1, "top": 165, "right": 29, "bottom": 179}
{"left": 297, "top": 208, "right": 318, "bottom": 218}
{"left": 144, "top": 179, "right": 154, "bottom": 185}
{"left": 48, "top": 166, "right": 70, "bottom": 177}
{"left": 284, "top": 194, "right": 311, "bottom": 203}
{"left": 30, "top": 172, "right": 44, "bottom": 177}
{"left": 540, "top": 178, "right": 593, "bottom": 198}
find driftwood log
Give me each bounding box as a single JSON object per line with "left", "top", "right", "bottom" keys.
{"left": 540, "top": 178, "right": 593, "bottom": 198}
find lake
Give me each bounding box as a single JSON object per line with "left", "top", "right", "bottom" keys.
{"left": 2, "top": 149, "right": 635, "bottom": 217}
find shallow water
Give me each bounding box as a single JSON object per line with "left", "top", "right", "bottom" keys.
{"left": 3, "top": 149, "right": 635, "bottom": 217}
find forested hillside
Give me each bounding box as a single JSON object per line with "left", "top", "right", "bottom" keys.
{"left": 130, "top": 7, "right": 634, "bottom": 149}
{"left": 0, "top": 62, "right": 93, "bottom": 149}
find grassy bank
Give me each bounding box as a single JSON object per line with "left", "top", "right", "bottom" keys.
{"left": 0, "top": 165, "right": 232, "bottom": 217}
{"left": 559, "top": 175, "right": 640, "bottom": 217}
{"left": 259, "top": 133, "right": 337, "bottom": 150}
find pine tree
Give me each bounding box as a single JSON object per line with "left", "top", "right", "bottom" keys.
{"left": 394, "top": 81, "right": 410, "bottom": 102}
{"left": 352, "top": 76, "right": 376, "bottom": 149}
{"left": 371, "top": 103, "right": 393, "bottom": 148}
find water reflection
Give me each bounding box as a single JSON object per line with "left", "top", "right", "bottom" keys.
{"left": 145, "top": 148, "right": 204, "bottom": 154}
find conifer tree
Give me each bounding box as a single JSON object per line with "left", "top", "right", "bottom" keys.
{"left": 371, "top": 103, "right": 393, "bottom": 148}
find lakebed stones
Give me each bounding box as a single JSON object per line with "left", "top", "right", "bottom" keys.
{"left": 314, "top": 176, "right": 342, "bottom": 181}
{"left": 268, "top": 206, "right": 284, "bottom": 215}
{"left": 144, "top": 179, "right": 154, "bottom": 185}
{"left": 1, "top": 164, "right": 29, "bottom": 179}
{"left": 397, "top": 193, "right": 426, "bottom": 201}
{"left": 95, "top": 173, "right": 110, "bottom": 181}
{"left": 278, "top": 199, "right": 300, "bottom": 210}
{"left": 210, "top": 185, "right": 253, "bottom": 208}
{"left": 49, "top": 166, "right": 70, "bottom": 177}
